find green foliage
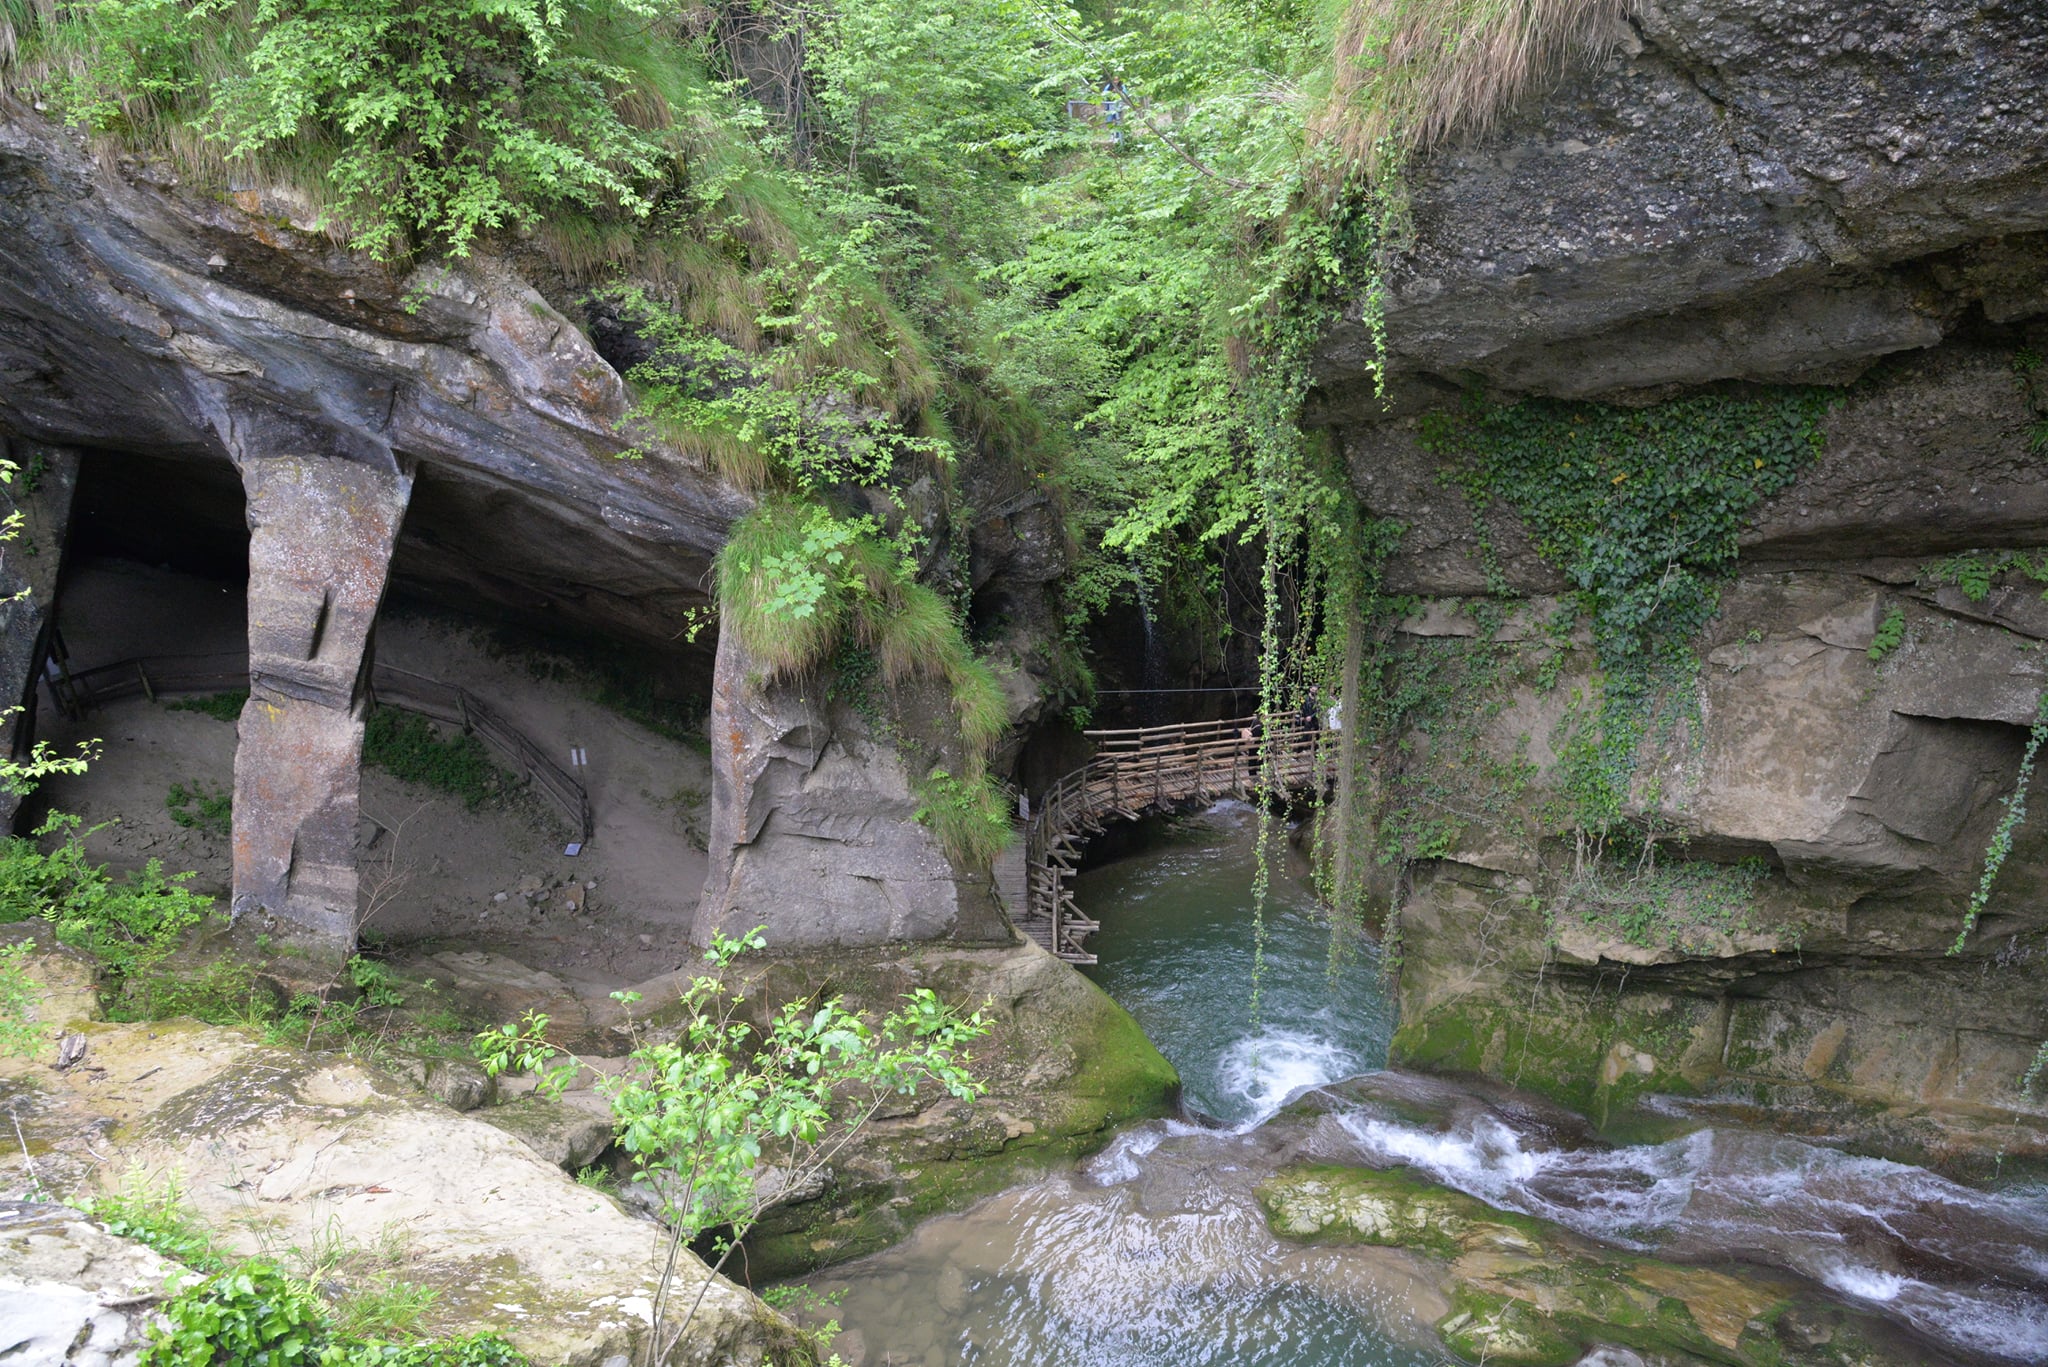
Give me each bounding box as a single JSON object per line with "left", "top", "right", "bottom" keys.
{"left": 912, "top": 766, "right": 1014, "bottom": 869}
{"left": 1424, "top": 388, "right": 1834, "bottom": 826}
{"left": 145, "top": 1257, "right": 527, "bottom": 1367}
{"left": 1922, "top": 548, "right": 2048, "bottom": 603}
{"left": 349, "top": 954, "right": 406, "bottom": 1008}
{"left": 716, "top": 498, "right": 886, "bottom": 676}
{"left": 93, "top": 1172, "right": 229, "bottom": 1273}
{"left": 166, "top": 779, "right": 233, "bottom": 836}
{"left": 106, "top": 1177, "right": 524, "bottom": 1365}
{"left": 0, "top": 812, "right": 215, "bottom": 1016}
{"left": 475, "top": 928, "right": 988, "bottom": 1361}
{"left": 1867, "top": 606, "right": 1906, "bottom": 662}
{"left": 1555, "top": 852, "right": 1771, "bottom": 954}
{"left": 0, "top": 939, "right": 42, "bottom": 1059}
{"left": 1952, "top": 690, "right": 2048, "bottom": 955}
{"left": 145, "top": 1260, "right": 327, "bottom": 1367}
{"left": 1367, "top": 629, "right": 1535, "bottom": 866}
{"left": 167, "top": 690, "right": 249, "bottom": 723}
{"left": 362, "top": 709, "right": 507, "bottom": 809}
{"left": 28, "top": 0, "right": 689, "bottom": 257}
{"left": 610, "top": 281, "right": 945, "bottom": 489}
{"left": 717, "top": 498, "right": 1010, "bottom": 774}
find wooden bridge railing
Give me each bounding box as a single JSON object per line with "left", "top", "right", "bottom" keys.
{"left": 55, "top": 652, "right": 594, "bottom": 843}
{"left": 1020, "top": 715, "right": 1324, "bottom": 964}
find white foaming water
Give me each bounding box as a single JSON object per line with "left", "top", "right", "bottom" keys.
{"left": 1334, "top": 1107, "right": 2048, "bottom": 1363}
{"left": 1215, "top": 1028, "right": 1360, "bottom": 1128}
{"left": 1344, "top": 1114, "right": 1554, "bottom": 1190}
{"left": 1082, "top": 1120, "right": 1210, "bottom": 1186}
{"left": 1336, "top": 1112, "right": 1704, "bottom": 1246}
{"left": 1820, "top": 1263, "right": 1909, "bottom": 1303}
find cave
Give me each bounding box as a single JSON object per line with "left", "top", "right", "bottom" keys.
{"left": 16, "top": 443, "right": 723, "bottom": 986}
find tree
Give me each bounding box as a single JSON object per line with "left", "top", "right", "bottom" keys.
{"left": 474, "top": 929, "right": 989, "bottom": 1366}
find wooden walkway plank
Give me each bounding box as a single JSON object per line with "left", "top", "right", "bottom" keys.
{"left": 1019, "top": 715, "right": 1327, "bottom": 963}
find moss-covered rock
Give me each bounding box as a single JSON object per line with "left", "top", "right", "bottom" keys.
{"left": 646, "top": 940, "right": 1178, "bottom": 1278}
{"left": 1258, "top": 1163, "right": 1928, "bottom": 1367}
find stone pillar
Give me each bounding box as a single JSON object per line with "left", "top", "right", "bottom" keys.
{"left": 230, "top": 453, "right": 411, "bottom": 953}
{"left": 0, "top": 439, "right": 80, "bottom": 822}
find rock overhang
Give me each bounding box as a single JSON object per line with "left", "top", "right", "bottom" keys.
{"left": 1311, "top": 0, "right": 2048, "bottom": 408}
{"left": 0, "top": 98, "right": 748, "bottom": 653}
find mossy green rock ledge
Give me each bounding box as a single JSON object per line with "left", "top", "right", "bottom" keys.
{"left": 1258, "top": 1165, "right": 1925, "bottom": 1367}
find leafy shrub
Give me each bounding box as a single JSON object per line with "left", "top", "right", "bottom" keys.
{"left": 28, "top": 0, "right": 684, "bottom": 258}
{"left": 0, "top": 813, "right": 215, "bottom": 1015}
{"left": 477, "top": 929, "right": 987, "bottom": 1361}
{"left": 144, "top": 1260, "right": 328, "bottom": 1367}
{"left": 913, "top": 766, "right": 1013, "bottom": 869}
{"left": 1867, "top": 606, "right": 1906, "bottom": 662}
{"left": 362, "top": 709, "right": 507, "bottom": 810}
{"left": 93, "top": 1173, "right": 228, "bottom": 1273}
{"left": 145, "top": 1259, "right": 529, "bottom": 1366}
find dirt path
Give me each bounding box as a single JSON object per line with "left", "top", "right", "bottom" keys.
{"left": 30, "top": 561, "right": 714, "bottom": 992}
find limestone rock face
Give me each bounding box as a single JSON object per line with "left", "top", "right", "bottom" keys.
{"left": 0, "top": 98, "right": 748, "bottom": 651}
{"left": 0, "top": 1019, "right": 810, "bottom": 1367}
{"left": 1316, "top": 0, "right": 2048, "bottom": 404}
{"left": 0, "top": 1202, "right": 191, "bottom": 1367}
{"left": 694, "top": 628, "right": 1013, "bottom": 948}
{"left": 1314, "top": 4, "right": 2048, "bottom": 1165}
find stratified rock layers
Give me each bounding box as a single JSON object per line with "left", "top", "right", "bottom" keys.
{"left": 1316, "top": 3, "right": 2048, "bottom": 1162}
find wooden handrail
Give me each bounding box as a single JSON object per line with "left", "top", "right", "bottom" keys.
{"left": 54, "top": 652, "right": 594, "bottom": 843}
{"left": 1020, "top": 715, "right": 1327, "bottom": 963}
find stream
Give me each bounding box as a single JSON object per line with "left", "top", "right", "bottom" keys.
{"left": 800, "top": 804, "right": 2048, "bottom": 1366}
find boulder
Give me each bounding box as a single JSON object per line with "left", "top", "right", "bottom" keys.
{"left": 694, "top": 627, "right": 1012, "bottom": 949}
{"left": 1259, "top": 1164, "right": 1926, "bottom": 1367}
{"left": 609, "top": 939, "right": 1180, "bottom": 1278}
{"left": 0, "top": 1201, "right": 191, "bottom": 1367}
{"left": 0, "top": 1019, "right": 809, "bottom": 1366}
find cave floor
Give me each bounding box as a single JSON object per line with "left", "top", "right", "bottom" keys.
{"left": 28, "top": 560, "right": 713, "bottom": 994}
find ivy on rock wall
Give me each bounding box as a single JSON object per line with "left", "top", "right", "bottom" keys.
{"left": 1420, "top": 387, "right": 1835, "bottom": 827}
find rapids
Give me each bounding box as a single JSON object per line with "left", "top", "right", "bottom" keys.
{"left": 794, "top": 805, "right": 2048, "bottom": 1366}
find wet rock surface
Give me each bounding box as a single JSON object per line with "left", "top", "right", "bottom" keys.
{"left": 629, "top": 939, "right": 1182, "bottom": 1279}
{"left": 1259, "top": 1164, "right": 1926, "bottom": 1367}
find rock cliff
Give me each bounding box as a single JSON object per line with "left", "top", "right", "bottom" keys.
{"left": 1318, "top": 0, "right": 2048, "bottom": 1166}
{"left": 0, "top": 94, "right": 1057, "bottom": 953}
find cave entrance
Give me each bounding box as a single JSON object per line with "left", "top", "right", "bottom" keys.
{"left": 25, "top": 448, "right": 720, "bottom": 990}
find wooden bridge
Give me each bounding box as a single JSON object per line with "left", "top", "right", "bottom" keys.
{"left": 1015, "top": 716, "right": 1325, "bottom": 964}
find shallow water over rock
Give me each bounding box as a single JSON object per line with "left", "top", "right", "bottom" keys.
{"left": 800, "top": 807, "right": 2048, "bottom": 1366}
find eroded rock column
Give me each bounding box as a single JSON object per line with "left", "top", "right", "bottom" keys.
{"left": 230, "top": 453, "right": 411, "bottom": 952}
{"left": 695, "top": 626, "right": 1011, "bottom": 949}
